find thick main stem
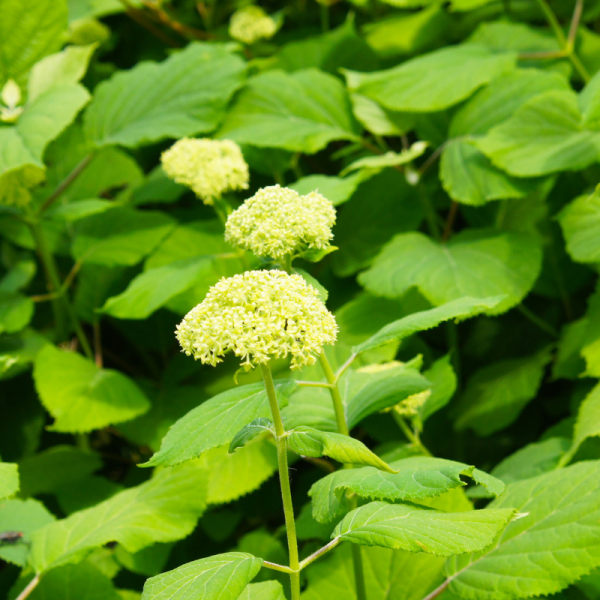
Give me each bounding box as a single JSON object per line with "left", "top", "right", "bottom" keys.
{"left": 318, "top": 352, "right": 367, "bottom": 600}
{"left": 260, "top": 363, "right": 301, "bottom": 600}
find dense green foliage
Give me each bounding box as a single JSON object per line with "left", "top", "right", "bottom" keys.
{"left": 2, "top": 1, "right": 600, "bottom": 600}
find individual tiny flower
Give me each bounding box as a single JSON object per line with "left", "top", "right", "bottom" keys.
{"left": 225, "top": 185, "right": 336, "bottom": 261}
{"left": 161, "top": 138, "right": 249, "bottom": 205}
{"left": 176, "top": 270, "right": 338, "bottom": 369}
{"left": 0, "top": 79, "right": 23, "bottom": 123}
{"left": 229, "top": 5, "right": 277, "bottom": 45}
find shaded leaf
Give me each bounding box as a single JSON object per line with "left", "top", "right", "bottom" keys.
{"left": 558, "top": 188, "right": 600, "bottom": 264}
{"left": 229, "top": 418, "right": 273, "bottom": 454}
{"left": 0, "top": 291, "right": 33, "bottom": 334}
{"left": 0, "top": 462, "right": 19, "bottom": 499}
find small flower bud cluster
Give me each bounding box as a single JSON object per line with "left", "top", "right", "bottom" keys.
{"left": 229, "top": 6, "right": 277, "bottom": 45}
{"left": 395, "top": 390, "right": 431, "bottom": 417}
{"left": 0, "top": 80, "right": 23, "bottom": 123}
{"left": 225, "top": 185, "right": 336, "bottom": 260}
{"left": 161, "top": 138, "right": 249, "bottom": 205}
{"left": 176, "top": 270, "right": 338, "bottom": 370}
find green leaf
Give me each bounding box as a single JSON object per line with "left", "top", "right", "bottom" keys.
{"left": 0, "top": 328, "right": 50, "bottom": 381}
{"left": 444, "top": 460, "right": 600, "bottom": 599}
{"left": 302, "top": 544, "right": 445, "bottom": 600}
{"left": 218, "top": 69, "right": 360, "bottom": 153}
{"left": 477, "top": 90, "right": 600, "bottom": 176}
{"left": 354, "top": 296, "right": 504, "bottom": 354}
{"left": 454, "top": 348, "right": 552, "bottom": 436}
{"left": 199, "top": 440, "right": 278, "bottom": 504}
{"left": 100, "top": 256, "right": 219, "bottom": 319}
{"left": 558, "top": 188, "right": 600, "bottom": 264}
{"left": 72, "top": 207, "right": 175, "bottom": 266}
{"left": 0, "top": 291, "right": 33, "bottom": 334}
{"left": 287, "top": 426, "right": 396, "bottom": 472}
{"left": 341, "top": 142, "right": 428, "bottom": 176}
{"left": 115, "top": 543, "right": 173, "bottom": 577}
{"left": 29, "top": 462, "right": 208, "bottom": 572}
{"left": 239, "top": 581, "right": 286, "bottom": 600}
{"left": 33, "top": 345, "right": 151, "bottom": 433}
{"left": 140, "top": 552, "right": 262, "bottom": 600}
{"left": 332, "top": 170, "right": 424, "bottom": 277}
{"left": 0, "top": 462, "right": 19, "bottom": 499}
{"left": 144, "top": 380, "right": 297, "bottom": 468}
{"left": 0, "top": 499, "right": 55, "bottom": 566}
{"left": 309, "top": 456, "right": 504, "bottom": 523}
{"left": 420, "top": 355, "right": 457, "bottom": 422}
{"left": 332, "top": 501, "right": 515, "bottom": 557}
{"left": 289, "top": 173, "right": 364, "bottom": 207}
{"left": 0, "top": 0, "right": 67, "bottom": 86}
{"left": 490, "top": 437, "right": 571, "bottom": 486}
{"left": 345, "top": 364, "right": 431, "bottom": 428}
{"left": 440, "top": 139, "right": 539, "bottom": 206}
{"left": 229, "top": 418, "right": 274, "bottom": 454}
{"left": 17, "top": 445, "right": 101, "bottom": 497}
{"left": 344, "top": 45, "right": 516, "bottom": 112}
{"left": 359, "top": 230, "right": 542, "bottom": 316}
{"left": 17, "top": 563, "right": 122, "bottom": 600}
{"left": 28, "top": 44, "right": 96, "bottom": 100}
{"left": 84, "top": 43, "right": 246, "bottom": 147}
{"left": 560, "top": 382, "right": 600, "bottom": 467}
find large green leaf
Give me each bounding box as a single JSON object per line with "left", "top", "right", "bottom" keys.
{"left": 199, "top": 440, "right": 278, "bottom": 504}
{"left": 144, "top": 380, "right": 297, "bottom": 468}
{"left": 141, "top": 552, "right": 262, "bottom": 600}
{"left": 239, "top": 581, "right": 286, "bottom": 600}
{"left": 33, "top": 345, "right": 150, "bottom": 433}
{"left": 289, "top": 173, "right": 365, "bottom": 207}
{"left": 287, "top": 426, "right": 396, "bottom": 472}
{"left": 444, "top": 461, "right": 600, "bottom": 600}
{"left": 309, "top": 456, "right": 504, "bottom": 523}
{"left": 478, "top": 90, "right": 600, "bottom": 176}
{"left": 84, "top": 43, "right": 246, "bottom": 147}
{"left": 100, "top": 256, "right": 219, "bottom": 319}
{"left": 29, "top": 462, "right": 208, "bottom": 572}
{"left": 17, "top": 445, "right": 101, "bottom": 497}
{"left": 454, "top": 348, "right": 552, "bottom": 436}
{"left": 302, "top": 544, "right": 445, "bottom": 600}
{"left": 333, "top": 502, "right": 515, "bottom": 556}
{"left": 217, "top": 69, "right": 360, "bottom": 153}
{"left": 0, "top": 499, "right": 55, "bottom": 566}
{"left": 354, "top": 296, "right": 504, "bottom": 354}
{"left": 558, "top": 188, "right": 600, "bottom": 264}
{"left": 72, "top": 208, "right": 175, "bottom": 266}
{"left": 559, "top": 382, "right": 600, "bottom": 467}
{"left": 359, "top": 230, "right": 541, "bottom": 316}
{"left": 344, "top": 45, "right": 515, "bottom": 112}
{"left": 0, "top": 462, "right": 19, "bottom": 499}
{"left": 0, "top": 0, "right": 67, "bottom": 85}
{"left": 16, "top": 563, "right": 122, "bottom": 600}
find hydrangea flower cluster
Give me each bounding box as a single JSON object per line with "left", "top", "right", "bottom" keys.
{"left": 225, "top": 185, "right": 336, "bottom": 260}
{"left": 161, "top": 138, "right": 249, "bottom": 205}
{"left": 229, "top": 5, "right": 277, "bottom": 45}
{"left": 176, "top": 270, "right": 338, "bottom": 369}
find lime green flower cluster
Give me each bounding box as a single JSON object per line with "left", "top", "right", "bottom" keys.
{"left": 161, "top": 138, "right": 249, "bottom": 205}
{"left": 176, "top": 270, "right": 338, "bottom": 369}
{"left": 225, "top": 185, "right": 336, "bottom": 260}
{"left": 229, "top": 5, "right": 277, "bottom": 45}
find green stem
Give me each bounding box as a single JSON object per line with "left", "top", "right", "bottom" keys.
{"left": 320, "top": 3, "right": 329, "bottom": 32}
{"left": 393, "top": 411, "right": 432, "bottom": 457}
{"left": 417, "top": 184, "right": 441, "bottom": 241}
{"left": 283, "top": 254, "right": 293, "bottom": 274}
{"left": 28, "top": 222, "right": 94, "bottom": 359}
{"left": 535, "top": 0, "right": 567, "bottom": 46}
{"left": 318, "top": 352, "right": 366, "bottom": 600}
{"left": 260, "top": 363, "right": 301, "bottom": 600}
{"left": 318, "top": 353, "right": 349, "bottom": 435}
